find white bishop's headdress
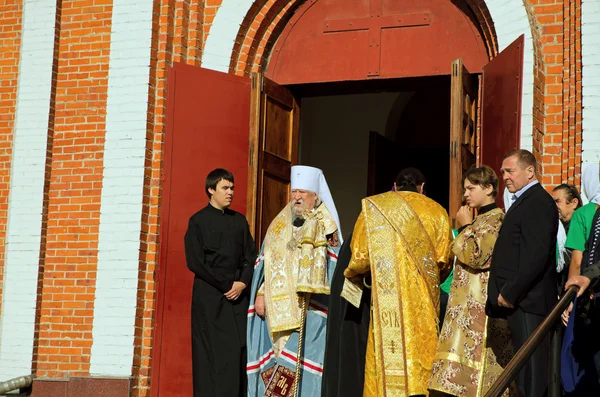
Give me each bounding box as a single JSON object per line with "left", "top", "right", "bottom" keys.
{"left": 290, "top": 165, "right": 342, "bottom": 240}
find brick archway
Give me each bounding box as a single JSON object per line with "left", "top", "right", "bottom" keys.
{"left": 210, "top": 0, "right": 543, "bottom": 162}
{"left": 200, "top": 0, "right": 582, "bottom": 186}
{"left": 229, "top": 0, "right": 500, "bottom": 76}
{"left": 132, "top": 0, "right": 583, "bottom": 394}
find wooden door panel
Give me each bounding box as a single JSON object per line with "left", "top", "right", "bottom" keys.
{"left": 480, "top": 34, "right": 524, "bottom": 208}
{"left": 247, "top": 74, "right": 300, "bottom": 246}
{"left": 264, "top": 98, "right": 292, "bottom": 159}
{"left": 449, "top": 58, "right": 478, "bottom": 228}
{"left": 260, "top": 172, "right": 290, "bottom": 239}
{"left": 152, "top": 63, "right": 251, "bottom": 397}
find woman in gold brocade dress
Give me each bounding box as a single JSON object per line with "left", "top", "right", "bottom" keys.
{"left": 429, "top": 166, "right": 518, "bottom": 397}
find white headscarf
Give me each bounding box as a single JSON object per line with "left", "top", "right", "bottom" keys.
{"left": 556, "top": 221, "right": 567, "bottom": 273}
{"left": 582, "top": 163, "right": 600, "bottom": 205}
{"left": 290, "top": 165, "right": 342, "bottom": 241}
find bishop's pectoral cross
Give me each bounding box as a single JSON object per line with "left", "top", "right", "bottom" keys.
{"left": 323, "top": 0, "right": 431, "bottom": 76}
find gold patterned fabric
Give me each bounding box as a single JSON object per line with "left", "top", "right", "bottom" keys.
{"left": 429, "top": 208, "right": 518, "bottom": 397}
{"left": 263, "top": 202, "right": 338, "bottom": 339}
{"left": 344, "top": 191, "right": 452, "bottom": 397}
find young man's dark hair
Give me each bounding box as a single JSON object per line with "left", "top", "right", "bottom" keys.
{"left": 463, "top": 165, "right": 499, "bottom": 198}
{"left": 395, "top": 167, "right": 426, "bottom": 191}
{"left": 205, "top": 168, "right": 234, "bottom": 198}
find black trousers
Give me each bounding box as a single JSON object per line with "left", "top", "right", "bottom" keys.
{"left": 439, "top": 291, "right": 449, "bottom": 326}
{"left": 507, "top": 308, "right": 550, "bottom": 397}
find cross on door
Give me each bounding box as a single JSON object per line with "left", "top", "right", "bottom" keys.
{"left": 323, "top": 0, "right": 432, "bottom": 76}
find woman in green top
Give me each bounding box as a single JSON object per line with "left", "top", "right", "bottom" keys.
{"left": 563, "top": 163, "right": 600, "bottom": 326}
{"left": 566, "top": 164, "right": 600, "bottom": 278}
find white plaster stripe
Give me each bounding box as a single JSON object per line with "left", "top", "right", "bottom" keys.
{"left": 89, "top": 0, "right": 154, "bottom": 377}
{"left": 0, "top": 0, "right": 57, "bottom": 379}
{"left": 203, "top": 0, "right": 256, "bottom": 72}
{"left": 581, "top": 0, "right": 600, "bottom": 183}
{"left": 485, "top": 0, "right": 535, "bottom": 150}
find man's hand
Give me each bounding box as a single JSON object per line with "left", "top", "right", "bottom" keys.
{"left": 255, "top": 295, "right": 266, "bottom": 318}
{"left": 224, "top": 281, "right": 246, "bottom": 301}
{"left": 456, "top": 205, "right": 473, "bottom": 228}
{"left": 562, "top": 302, "right": 573, "bottom": 326}
{"left": 498, "top": 293, "right": 514, "bottom": 308}
{"left": 566, "top": 275, "right": 591, "bottom": 297}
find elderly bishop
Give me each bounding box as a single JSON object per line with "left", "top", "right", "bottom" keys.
{"left": 247, "top": 165, "right": 342, "bottom": 397}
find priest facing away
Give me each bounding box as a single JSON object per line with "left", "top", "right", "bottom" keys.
{"left": 330, "top": 167, "right": 453, "bottom": 397}
{"left": 184, "top": 168, "right": 257, "bottom": 397}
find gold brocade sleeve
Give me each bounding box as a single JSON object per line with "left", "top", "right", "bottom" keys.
{"left": 435, "top": 210, "right": 453, "bottom": 272}
{"left": 452, "top": 209, "right": 504, "bottom": 270}
{"left": 344, "top": 212, "right": 370, "bottom": 279}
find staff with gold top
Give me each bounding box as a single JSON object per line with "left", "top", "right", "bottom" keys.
{"left": 246, "top": 165, "right": 342, "bottom": 397}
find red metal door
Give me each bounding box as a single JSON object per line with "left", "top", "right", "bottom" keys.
{"left": 151, "top": 63, "right": 251, "bottom": 397}
{"left": 480, "top": 35, "right": 524, "bottom": 207}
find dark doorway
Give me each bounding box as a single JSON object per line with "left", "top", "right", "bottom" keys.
{"left": 290, "top": 76, "right": 451, "bottom": 239}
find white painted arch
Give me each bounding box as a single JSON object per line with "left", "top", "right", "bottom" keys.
{"left": 202, "top": 0, "right": 535, "bottom": 150}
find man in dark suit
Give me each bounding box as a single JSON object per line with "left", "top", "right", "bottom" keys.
{"left": 487, "top": 149, "right": 558, "bottom": 397}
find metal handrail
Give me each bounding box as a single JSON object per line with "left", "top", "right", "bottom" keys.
{"left": 0, "top": 375, "right": 33, "bottom": 394}
{"left": 484, "top": 285, "right": 578, "bottom": 397}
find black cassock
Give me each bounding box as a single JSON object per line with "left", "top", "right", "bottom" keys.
{"left": 322, "top": 232, "right": 372, "bottom": 397}
{"left": 184, "top": 204, "right": 256, "bottom": 397}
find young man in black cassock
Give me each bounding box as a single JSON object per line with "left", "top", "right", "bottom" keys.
{"left": 184, "top": 168, "right": 256, "bottom": 397}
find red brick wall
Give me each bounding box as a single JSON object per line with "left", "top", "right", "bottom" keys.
{"left": 33, "top": 0, "right": 113, "bottom": 377}
{"left": 527, "top": 0, "right": 582, "bottom": 187}
{"left": 0, "top": 0, "right": 582, "bottom": 392}
{"left": 131, "top": 0, "right": 204, "bottom": 394}
{"left": 0, "top": 0, "right": 22, "bottom": 318}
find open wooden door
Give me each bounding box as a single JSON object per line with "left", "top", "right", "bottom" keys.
{"left": 449, "top": 59, "right": 478, "bottom": 228}
{"left": 247, "top": 74, "right": 300, "bottom": 247}
{"left": 152, "top": 63, "right": 251, "bottom": 397}
{"left": 480, "top": 35, "right": 524, "bottom": 208}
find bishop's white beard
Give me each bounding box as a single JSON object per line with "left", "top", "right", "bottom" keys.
{"left": 291, "top": 201, "right": 307, "bottom": 224}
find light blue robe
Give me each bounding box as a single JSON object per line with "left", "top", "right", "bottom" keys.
{"left": 246, "top": 245, "right": 339, "bottom": 396}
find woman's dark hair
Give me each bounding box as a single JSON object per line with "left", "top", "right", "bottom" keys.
{"left": 553, "top": 184, "right": 583, "bottom": 209}
{"left": 395, "top": 167, "right": 426, "bottom": 190}
{"left": 205, "top": 168, "right": 234, "bottom": 198}
{"left": 463, "top": 165, "right": 499, "bottom": 198}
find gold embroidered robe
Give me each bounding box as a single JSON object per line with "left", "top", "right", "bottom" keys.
{"left": 261, "top": 202, "right": 338, "bottom": 352}
{"left": 429, "top": 208, "right": 518, "bottom": 397}
{"left": 343, "top": 191, "right": 452, "bottom": 397}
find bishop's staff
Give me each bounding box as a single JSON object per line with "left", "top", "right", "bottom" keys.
{"left": 291, "top": 293, "right": 309, "bottom": 397}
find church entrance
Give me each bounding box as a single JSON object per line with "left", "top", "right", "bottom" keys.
{"left": 151, "top": 0, "right": 526, "bottom": 395}
{"left": 292, "top": 76, "right": 450, "bottom": 237}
